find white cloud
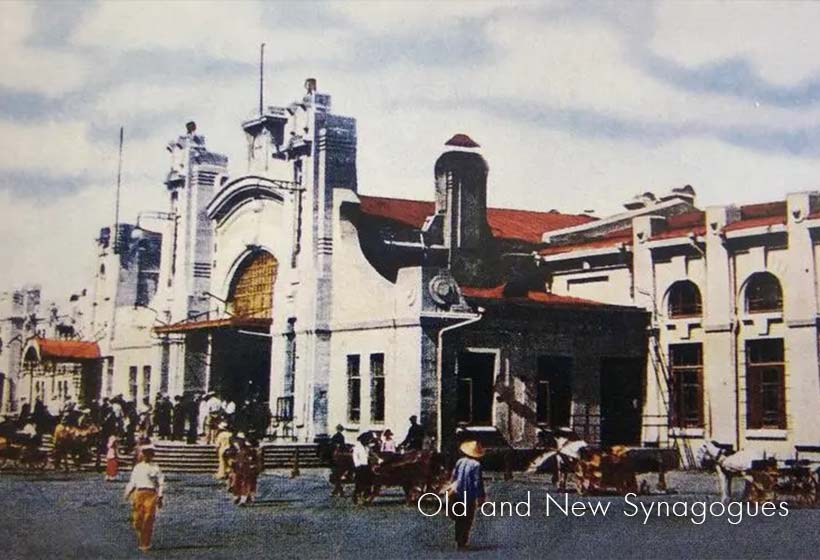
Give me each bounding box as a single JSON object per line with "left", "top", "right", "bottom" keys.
{"left": 0, "top": 2, "right": 89, "bottom": 96}
{"left": 71, "top": 2, "right": 351, "bottom": 63}
{"left": 0, "top": 184, "right": 107, "bottom": 299}
{"left": 4, "top": 0, "right": 820, "bottom": 301}
{"left": 0, "top": 119, "right": 105, "bottom": 177}
{"left": 651, "top": 1, "right": 820, "bottom": 86}
{"left": 329, "top": 0, "right": 504, "bottom": 32}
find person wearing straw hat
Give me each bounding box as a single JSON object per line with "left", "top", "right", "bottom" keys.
{"left": 449, "top": 440, "right": 486, "bottom": 550}
{"left": 124, "top": 444, "right": 165, "bottom": 552}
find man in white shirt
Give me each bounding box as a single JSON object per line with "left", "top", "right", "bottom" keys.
{"left": 352, "top": 432, "right": 373, "bottom": 505}
{"left": 124, "top": 445, "right": 165, "bottom": 552}
{"left": 198, "top": 395, "right": 210, "bottom": 437}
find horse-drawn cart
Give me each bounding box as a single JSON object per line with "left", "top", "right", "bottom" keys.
{"left": 0, "top": 437, "right": 49, "bottom": 471}
{"left": 330, "top": 449, "right": 446, "bottom": 504}
{"left": 574, "top": 445, "right": 638, "bottom": 496}
{"left": 761, "top": 446, "right": 820, "bottom": 507}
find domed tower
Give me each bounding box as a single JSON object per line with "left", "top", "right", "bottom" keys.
{"left": 434, "top": 134, "right": 490, "bottom": 252}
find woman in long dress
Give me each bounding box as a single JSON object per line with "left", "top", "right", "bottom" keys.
{"left": 105, "top": 434, "right": 119, "bottom": 481}
{"left": 229, "top": 434, "right": 260, "bottom": 506}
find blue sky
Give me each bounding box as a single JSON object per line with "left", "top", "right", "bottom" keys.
{"left": 3, "top": 1, "right": 820, "bottom": 300}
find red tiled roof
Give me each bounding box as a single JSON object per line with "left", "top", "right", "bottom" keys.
{"left": 358, "top": 195, "right": 595, "bottom": 244}
{"left": 539, "top": 227, "right": 633, "bottom": 256}
{"left": 462, "top": 285, "right": 608, "bottom": 308}
{"left": 445, "top": 134, "right": 480, "bottom": 148}
{"left": 739, "top": 201, "right": 787, "bottom": 220}
{"left": 35, "top": 338, "right": 100, "bottom": 361}
{"left": 651, "top": 211, "right": 706, "bottom": 240}
{"left": 724, "top": 201, "right": 787, "bottom": 232}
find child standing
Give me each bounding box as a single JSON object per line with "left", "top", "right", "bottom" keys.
{"left": 105, "top": 434, "right": 119, "bottom": 481}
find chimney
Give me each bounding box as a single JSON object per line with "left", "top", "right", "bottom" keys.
{"left": 434, "top": 134, "right": 489, "bottom": 251}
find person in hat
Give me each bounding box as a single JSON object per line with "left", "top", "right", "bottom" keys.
{"left": 352, "top": 431, "right": 374, "bottom": 505}
{"left": 328, "top": 425, "right": 347, "bottom": 497}
{"left": 449, "top": 440, "right": 486, "bottom": 550}
{"left": 229, "top": 433, "right": 261, "bottom": 505}
{"left": 170, "top": 396, "right": 183, "bottom": 441}
{"left": 399, "top": 415, "right": 425, "bottom": 451}
{"left": 124, "top": 444, "right": 165, "bottom": 552}
{"left": 330, "top": 424, "right": 346, "bottom": 452}
{"left": 214, "top": 421, "right": 232, "bottom": 479}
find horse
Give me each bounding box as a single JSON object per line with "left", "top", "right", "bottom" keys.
{"left": 330, "top": 448, "right": 446, "bottom": 505}
{"left": 369, "top": 450, "right": 447, "bottom": 505}
{"left": 52, "top": 423, "right": 101, "bottom": 471}
{"left": 330, "top": 448, "right": 354, "bottom": 497}
{"left": 697, "top": 440, "right": 770, "bottom": 503}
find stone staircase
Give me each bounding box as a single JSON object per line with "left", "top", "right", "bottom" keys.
{"left": 37, "top": 436, "right": 326, "bottom": 473}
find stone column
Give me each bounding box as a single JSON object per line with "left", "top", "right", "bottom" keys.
{"left": 785, "top": 193, "right": 820, "bottom": 445}
{"left": 703, "top": 205, "right": 738, "bottom": 445}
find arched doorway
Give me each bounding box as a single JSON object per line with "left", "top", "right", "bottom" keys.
{"left": 209, "top": 251, "right": 277, "bottom": 404}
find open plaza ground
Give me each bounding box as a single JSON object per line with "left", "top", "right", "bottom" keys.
{"left": 2, "top": 469, "right": 820, "bottom": 559}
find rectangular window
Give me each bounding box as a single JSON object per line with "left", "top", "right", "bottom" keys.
{"left": 746, "top": 339, "right": 786, "bottom": 429}
{"left": 535, "top": 356, "right": 572, "bottom": 428}
{"left": 669, "top": 343, "right": 704, "bottom": 428}
{"left": 536, "top": 380, "right": 550, "bottom": 424}
{"left": 370, "top": 353, "right": 385, "bottom": 424}
{"left": 142, "top": 366, "right": 151, "bottom": 401}
{"left": 347, "top": 355, "right": 361, "bottom": 423}
{"left": 129, "top": 366, "right": 138, "bottom": 400}
{"left": 284, "top": 319, "right": 297, "bottom": 396}
{"left": 106, "top": 358, "right": 115, "bottom": 397}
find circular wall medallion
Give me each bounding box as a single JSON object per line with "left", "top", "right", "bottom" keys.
{"left": 429, "top": 275, "right": 460, "bottom": 307}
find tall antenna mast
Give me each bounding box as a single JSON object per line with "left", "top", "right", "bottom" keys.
{"left": 259, "top": 42, "right": 265, "bottom": 116}
{"left": 113, "top": 126, "right": 124, "bottom": 253}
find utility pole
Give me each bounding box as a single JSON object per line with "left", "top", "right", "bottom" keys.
{"left": 113, "top": 126, "right": 124, "bottom": 253}
{"left": 259, "top": 43, "right": 265, "bottom": 116}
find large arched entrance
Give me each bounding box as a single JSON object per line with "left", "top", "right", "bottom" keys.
{"left": 209, "top": 251, "right": 277, "bottom": 404}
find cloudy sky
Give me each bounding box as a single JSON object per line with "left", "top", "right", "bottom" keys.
{"left": 3, "top": 1, "right": 820, "bottom": 301}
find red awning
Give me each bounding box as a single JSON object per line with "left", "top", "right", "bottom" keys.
{"left": 154, "top": 316, "right": 271, "bottom": 334}
{"left": 32, "top": 338, "right": 101, "bottom": 361}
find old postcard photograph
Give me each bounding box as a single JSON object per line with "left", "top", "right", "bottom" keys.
{"left": 1, "top": 1, "right": 819, "bottom": 558}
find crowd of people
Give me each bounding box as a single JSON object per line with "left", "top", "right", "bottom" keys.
{"left": 5, "top": 397, "right": 487, "bottom": 552}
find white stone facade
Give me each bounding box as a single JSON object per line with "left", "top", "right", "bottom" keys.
{"left": 539, "top": 191, "right": 820, "bottom": 460}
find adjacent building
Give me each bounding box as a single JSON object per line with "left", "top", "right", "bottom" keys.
{"left": 538, "top": 191, "right": 820, "bottom": 460}
{"left": 8, "top": 80, "right": 819, "bottom": 461}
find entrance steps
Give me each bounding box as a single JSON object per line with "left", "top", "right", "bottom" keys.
{"left": 35, "top": 436, "right": 326, "bottom": 473}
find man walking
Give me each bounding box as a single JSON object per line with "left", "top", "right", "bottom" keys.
{"left": 352, "top": 432, "right": 372, "bottom": 505}
{"left": 124, "top": 444, "right": 165, "bottom": 552}
{"left": 449, "top": 440, "right": 486, "bottom": 550}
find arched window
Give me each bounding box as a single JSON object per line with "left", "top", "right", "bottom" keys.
{"left": 667, "top": 281, "right": 702, "bottom": 318}
{"left": 745, "top": 272, "right": 783, "bottom": 313}
{"left": 227, "top": 251, "right": 278, "bottom": 319}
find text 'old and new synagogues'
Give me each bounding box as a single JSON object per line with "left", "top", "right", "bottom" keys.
{"left": 2, "top": 79, "right": 819, "bottom": 459}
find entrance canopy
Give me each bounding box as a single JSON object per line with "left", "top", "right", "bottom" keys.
{"left": 23, "top": 338, "right": 101, "bottom": 363}
{"left": 154, "top": 316, "right": 271, "bottom": 335}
